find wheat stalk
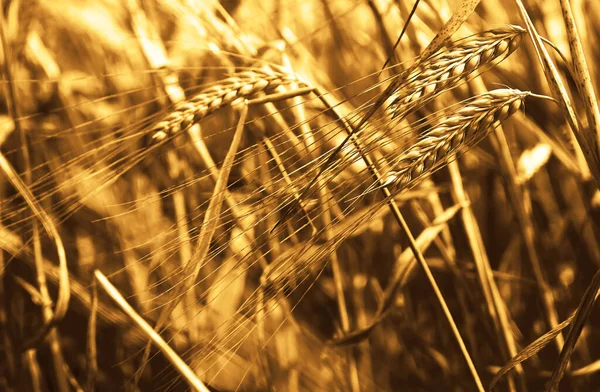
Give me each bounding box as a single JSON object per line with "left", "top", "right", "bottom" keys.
{"left": 388, "top": 25, "right": 525, "bottom": 119}
{"left": 150, "top": 68, "right": 305, "bottom": 141}
{"left": 383, "top": 88, "right": 530, "bottom": 188}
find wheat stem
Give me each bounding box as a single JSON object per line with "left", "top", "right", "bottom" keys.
{"left": 316, "top": 88, "right": 485, "bottom": 392}
{"left": 94, "top": 270, "right": 210, "bottom": 392}
{"left": 559, "top": 0, "right": 600, "bottom": 166}
{"left": 515, "top": 0, "right": 600, "bottom": 186}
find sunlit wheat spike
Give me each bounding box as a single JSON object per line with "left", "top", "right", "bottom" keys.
{"left": 383, "top": 88, "right": 530, "bottom": 188}
{"left": 388, "top": 25, "right": 526, "bottom": 120}
{"left": 150, "top": 68, "right": 305, "bottom": 141}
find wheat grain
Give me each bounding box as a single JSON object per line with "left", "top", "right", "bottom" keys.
{"left": 387, "top": 25, "right": 525, "bottom": 120}
{"left": 150, "top": 68, "right": 305, "bottom": 141}
{"left": 383, "top": 88, "right": 529, "bottom": 188}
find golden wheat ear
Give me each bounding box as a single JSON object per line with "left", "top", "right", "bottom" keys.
{"left": 387, "top": 25, "right": 526, "bottom": 120}
{"left": 382, "top": 89, "right": 530, "bottom": 189}
{"left": 149, "top": 69, "right": 306, "bottom": 143}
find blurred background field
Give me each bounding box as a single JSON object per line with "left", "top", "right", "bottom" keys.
{"left": 0, "top": 0, "right": 600, "bottom": 391}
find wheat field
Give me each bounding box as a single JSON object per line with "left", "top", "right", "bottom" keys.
{"left": 1, "top": 0, "right": 600, "bottom": 391}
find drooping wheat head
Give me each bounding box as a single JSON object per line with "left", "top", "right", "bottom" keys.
{"left": 150, "top": 68, "right": 306, "bottom": 142}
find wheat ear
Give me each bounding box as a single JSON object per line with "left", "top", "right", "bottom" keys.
{"left": 383, "top": 88, "right": 529, "bottom": 188}
{"left": 388, "top": 25, "right": 525, "bottom": 119}
{"left": 150, "top": 68, "right": 304, "bottom": 141}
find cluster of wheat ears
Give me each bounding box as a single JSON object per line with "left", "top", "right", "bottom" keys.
{"left": 1, "top": 0, "right": 600, "bottom": 391}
